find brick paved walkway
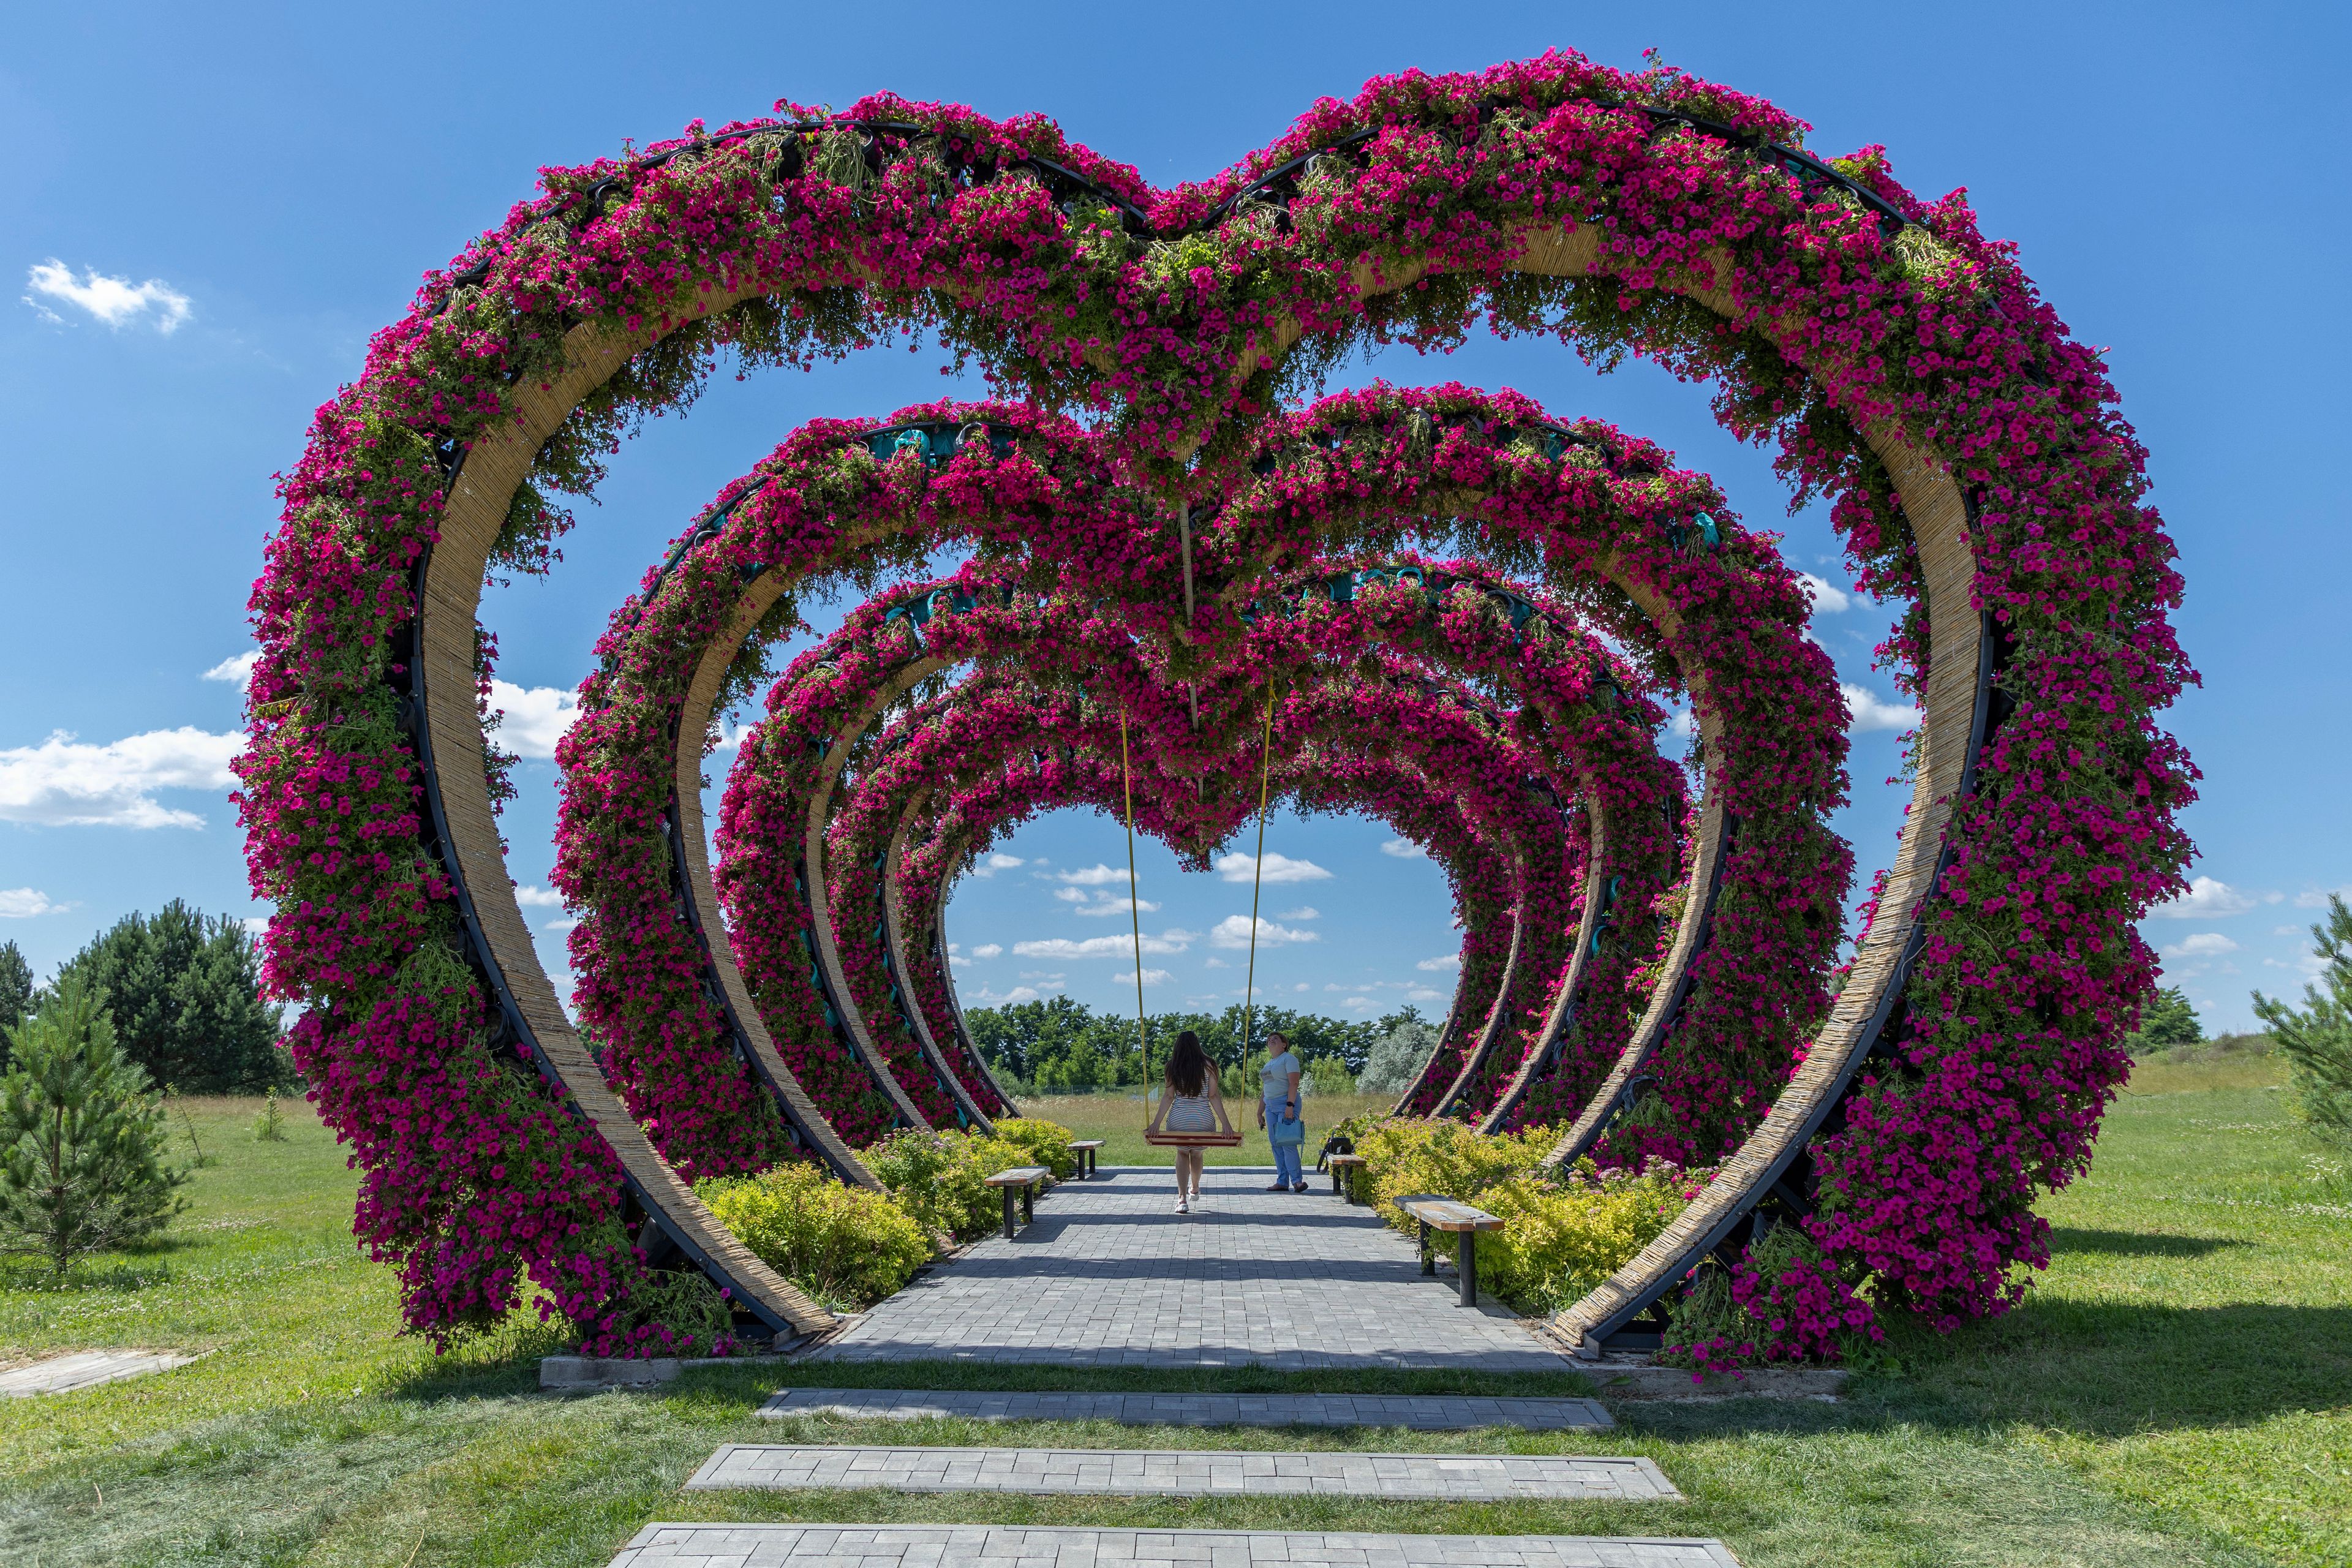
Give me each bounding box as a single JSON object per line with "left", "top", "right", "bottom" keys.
{"left": 760, "top": 1389, "right": 1613, "bottom": 1430}
{"left": 685, "top": 1445, "right": 1677, "bottom": 1501}
{"left": 610, "top": 1525, "right": 1741, "bottom": 1567}
{"left": 809, "top": 1167, "right": 1575, "bottom": 1370}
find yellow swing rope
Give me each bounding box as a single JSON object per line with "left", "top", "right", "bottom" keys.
{"left": 1119, "top": 710, "right": 1151, "bottom": 1113}
{"left": 1240, "top": 681, "right": 1276, "bottom": 1099}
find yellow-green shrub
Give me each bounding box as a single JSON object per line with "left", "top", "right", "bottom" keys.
{"left": 990, "top": 1116, "right": 1078, "bottom": 1178}
{"left": 862, "top": 1127, "right": 1042, "bottom": 1240}
{"left": 1471, "top": 1168, "right": 1691, "bottom": 1313}
{"left": 1349, "top": 1117, "right": 1697, "bottom": 1314}
{"left": 1355, "top": 1118, "right": 1558, "bottom": 1232}
{"left": 696, "top": 1160, "right": 931, "bottom": 1311}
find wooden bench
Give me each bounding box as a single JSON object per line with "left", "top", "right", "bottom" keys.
{"left": 1325, "top": 1152, "right": 1367, "bottom": 1202}
{"left": 1396, "top": 1195, "right": 1507, "bottom": 1307}
{"left": 1067, "top": 1139, "right": 1106, "bottom": 1179}
{"left": 982, "top": 1165, "right": 1051, "bottom": 1240}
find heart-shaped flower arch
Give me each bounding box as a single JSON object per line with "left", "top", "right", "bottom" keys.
{"left": 239, "top": 51, "right": 2192, "bottom": 1357}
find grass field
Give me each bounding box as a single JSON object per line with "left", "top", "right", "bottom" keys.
{"left": 1, "top": 1058, "right": 2345, "bottom": 1566}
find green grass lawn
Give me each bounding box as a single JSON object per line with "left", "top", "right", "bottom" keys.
{"left": 1, "top": 1061, "right": 2345, "bottom": 1567}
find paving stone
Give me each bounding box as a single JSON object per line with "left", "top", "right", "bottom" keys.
{"left": 0, "top": 1350, "right": 195, "bottom": 1398}
{"left": 685, "top": 1444, "right": 1675, "bottom": 1501}
{"left": 609, "top": 1525, "right": 1739, "bottom": 1567}
{"left": 760, "top": 1389, "right": 1610, "bottom": 1431}
{"left": 807, "top": 1167, "right": 1576, "bottom": 1371}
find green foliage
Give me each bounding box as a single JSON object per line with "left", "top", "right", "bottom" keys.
{"left": 989, "top": 1117, "right": 1077, "bottom": 1178}
{"left": 0, "top": 941, "right": 31, "bottom": 1066}
{"left": 1473, "top": 1166, "right": 1691, "bottom": 1314}
{"left": 1355, "top": 1018, "right": 1440, "bottom": 1096}
{"left": 2254, "top": 894, "right": 2352, "bottom": 1144}
{"left": 2128, "top": 985, "right": 2205, "bottom": 1055}
{"left": 50, "top": 901, "right": 287, "bottom": 1093}
{"left": 696, "top": 1160, "right": 930, "bottom": 1311}
{"left": 965, "top": 997, "right": 1426, "bottom": 1090}
{"left": 0, "top": 976, "right": 189, "bottom": 1280}
{"left": 1354, "top": 1118, "right": 1558, "bottom": 1219}
{"left": 1345, "top": 1118, "right": 1689, "bottom": 1314}
{"left": 252, "top": 1091, "right": 288, "bottom": 1143}
{"left": 861, "top": 1127, "right": 1041, "bottom": 1241}
{"left": 1305, "top": 1055, "right": 1357, "bottom": 1096}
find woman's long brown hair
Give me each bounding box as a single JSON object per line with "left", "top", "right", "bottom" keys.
{"left": 1165, "top": 1029, "right": 1208, "bottom": 1098}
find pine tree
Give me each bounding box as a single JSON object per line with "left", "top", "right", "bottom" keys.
{"left": 2127, "top": 985, "right": 2204, "bottom": 1055}
{"left": 0, "top": 941, "right": 32, "bottom": 1071}
{"left": 51, "top": 902, "right": 285, "bottom": 1093}
{"left": 0, "top": 976, "right": 189, "bottom": 1280}
{"left": 2254, "top": 894, "right": 2352, "bottom": 1143}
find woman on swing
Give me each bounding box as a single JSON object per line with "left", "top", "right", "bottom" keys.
{"left": 1145, "top": 1030, "right": 1232, "bottom": 1214}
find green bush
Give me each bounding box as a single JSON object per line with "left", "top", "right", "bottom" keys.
{"left": 1344, "top": 1117, "right": 1697, "bottom": 1314}
{"left": 990, "top": 1116, "right": 1077, "bottom": 1178}
{"left": 1472, "top": 1164, "right": 1696, "bottom": 1313}
{"left": 696, "top": 1160, "right": 930, "bottom": 1311}
{"left": 1355, "top": 1118, "right": 1558, "bottom": 1225}
{"left": 862, "top": 1128, "right": 1041, "bottom": 1241}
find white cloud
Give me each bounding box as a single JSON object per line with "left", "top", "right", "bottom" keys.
{"left": 1203, "top": 957, "right": 1229, "bottom": 970}
{"left": 1278, "top": 906, "right": 1321, "bottom": 921}
{"left": 2293, "top": 887, "right": 2351, "bottom": 910}
{"left": 1670, "top": 707, "right": 1694, "bottom": 738}
{"left": 1208, "top": 914, "right": 1319, "bottom": 949}
{"left": 488, "top": 680, "right": 580, "bottom": 760}
{"left": 0, "top": 726, "right": 241, "bottom": 828}
{"left": 1054, "top": 863, "right": 1131, "bottom": 886}
{"left": 1216, "top": 851, "right": 1332, "bottom": 884}
{"left": 1017, "top": 970, "right": 1067, "bottom": 983}
{"left": 203, "top": 651, "right": 259, "bottom": 690}
{"left": 1795, "top": 571, "right": 1852, "bottom": 614}
{"left": 1841, "top": 684, "right": 1918, "bottom": 734}
{"left": 0, "top": 888, "right": 59, "bottom": 918}
{"left": 25, "top": 259, "right": 192, "bottom": 333}
{"left": 1415, "top": 953, "right": 1461, "bottom": 971}
{"left": 2161, "top": 932, "right": 2239, "bottom": 960}
{"left": 1113, "top": 968, "right": 1174, "bottom": 987}
{"left": 1074, "top": 896, "right": 1158, "bottom": 918}
{"left": 2275, "top": 925, "right": 2307, "bottom": 937}
{"left": 1379, "top": 839, "right": 1427, "bottom": 861}
{"left": 974, "top": 985, "right": 1041, "bottom": 1005}
{"left": 1344, "top": 995, "right": 1374, "bottom": 1008}
{"left": 240, "top": 914, "right": 268, "bottom": 935}
{"left": 2149, "top": 876, "right": 2258, "bottom": 920}
{"left": 972, "top": 853, "right": 1024, "bottom": 879}
{"left": 1012, "top": 929, "right": 1197, "bottom": 959}
{"left": 1406, "top": 986, "right": 1445, "bottom": 1002}
{"left": 970, "top": 943, "right": 1003, "bottom": 959}
{"left": 543, "top": 918, "right": 579, "bottom": 934}
{"left": 1292, "top": 982, "right": 1311, "bottom": 993}
{"left": 514, "top": 884, "right": 566, "bottom": 908}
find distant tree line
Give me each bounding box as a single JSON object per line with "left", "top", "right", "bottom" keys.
{"left": 962, "top": 996, "right": 1434, "bottom": 1095}
{"left": 0, "top": 900, "right": 287, "bottom": 1093}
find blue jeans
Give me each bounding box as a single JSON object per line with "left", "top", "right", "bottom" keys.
{"left": 1267, "top": 1099, "right": 1303, "bottom": 1186}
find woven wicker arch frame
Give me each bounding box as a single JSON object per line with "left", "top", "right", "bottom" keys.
{"left": 408, "top": 214, "right": 1979, "bottom": 1351}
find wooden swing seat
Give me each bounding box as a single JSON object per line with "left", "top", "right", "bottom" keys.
{"left": 1142, "top": 1129, "right": 1244, "bottom": 1148}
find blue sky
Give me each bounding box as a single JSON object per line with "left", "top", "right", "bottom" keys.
{"left": 2, "top": 2, "right": 2344, "bottom": 1035}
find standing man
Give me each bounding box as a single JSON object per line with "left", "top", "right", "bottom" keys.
{"left": 1257, "top": 1030, "right": 1307, "bottom": 1193}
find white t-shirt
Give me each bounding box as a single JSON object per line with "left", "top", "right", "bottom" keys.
{"left": 1260, "top": 1050, "right": 1302, "bottom": 1101}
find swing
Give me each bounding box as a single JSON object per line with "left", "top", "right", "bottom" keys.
{"left": 1137, "top": 686, "right": 1278, "bottom": 1149}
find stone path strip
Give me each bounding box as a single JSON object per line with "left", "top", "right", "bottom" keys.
{"left": 685, "top": 1444, "right": 1679, "bottom": 1501}
{"left": 0, "top": 1350, "right": 195, "bottom": 1398}
{"left": 610, "top": 1525, "right": 1741, "bottom": 1567}
{"left": 811, "top": 1167, "right": 1577, "bottom": 1371}
{"left": 761, "top": 1387, "right": 1613, "bottom": 1430}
